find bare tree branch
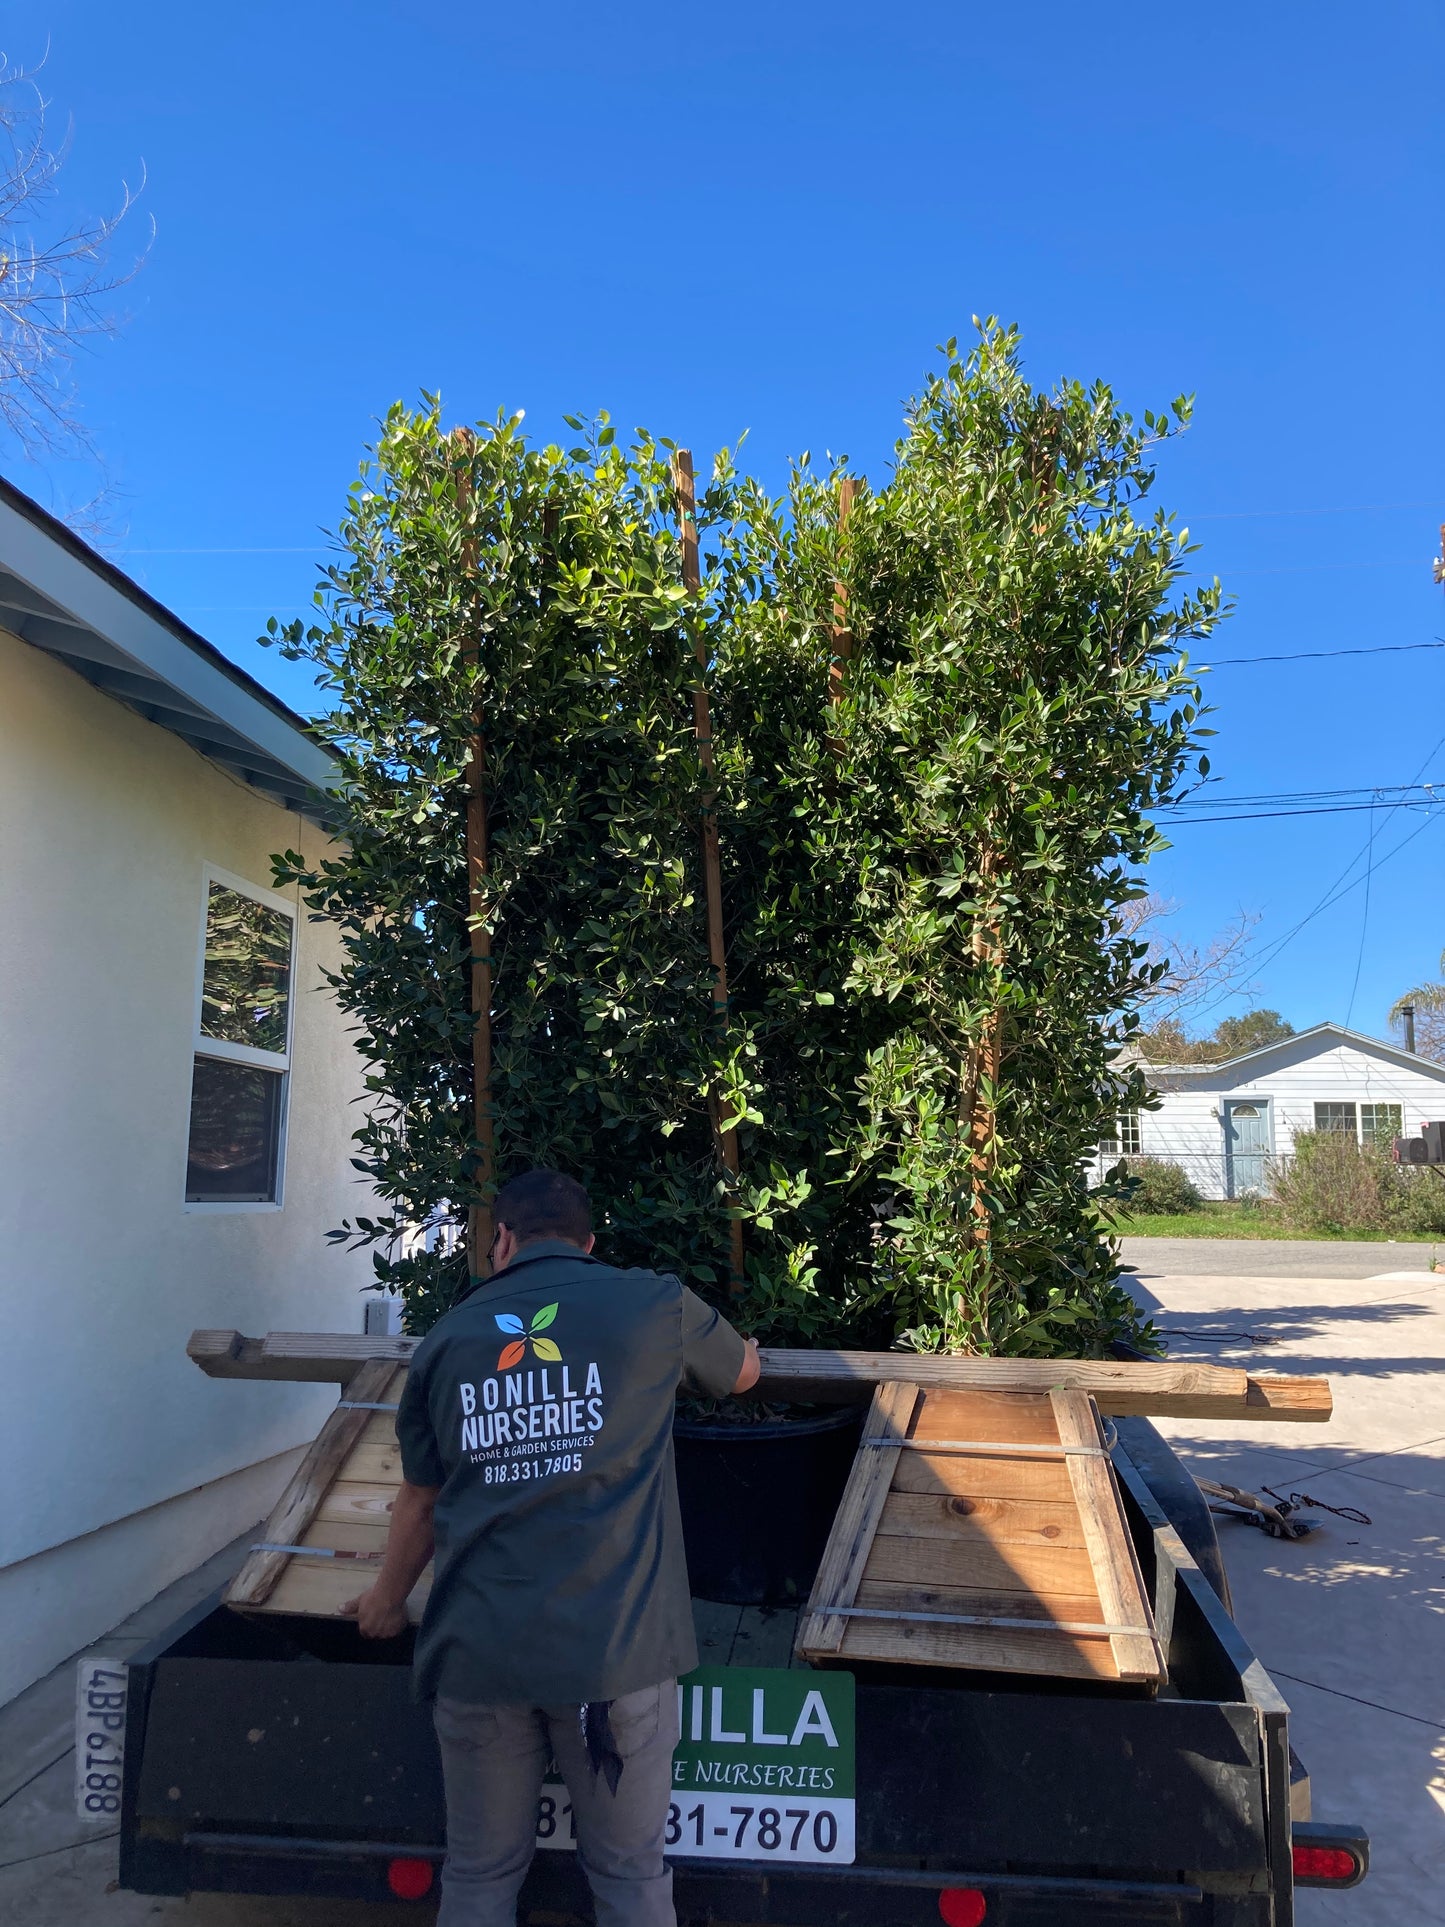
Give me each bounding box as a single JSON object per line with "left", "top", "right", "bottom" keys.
{"left": 1119, "top": 892, "right": 1259, "bottom": 1025}
{"left": 0, "top": 52, "right": 149, "bottom": 461}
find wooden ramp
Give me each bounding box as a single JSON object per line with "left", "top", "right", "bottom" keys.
{"left": 796, "top": 1381, "right": 1165, "bottom": 1685}
{"left": 224, "top": 1361, "right": 432, "bottom": 1621}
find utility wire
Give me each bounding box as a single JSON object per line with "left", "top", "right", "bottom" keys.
{"left": 1161, "top": 799, "right": 1444, "bottom": 825}
{"left": 1344, "top": 797, "right": 1377, "bottom": 1028}
{"left": 1178, "top": 739, "right": 1445, "bottom": 1027}
{"left": 1201, "top": 641, "right": 1445, "bottom": 667}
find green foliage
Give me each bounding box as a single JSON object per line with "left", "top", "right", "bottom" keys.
{"left": 1121, "top": 1158, "right": 1202, "bottom": 1216}
{"left": 1274, "top": 1130, "right": 1390, "bottom": 1233}
{"left": 1275, "top": 1129, "right": 1445, "bottom": 1235}
{"left": 1140, "top": 1008, "right": 1293, "bottom": 1064}
{"left": 268, "top": 324, "right": 1218, "bottom": 1354}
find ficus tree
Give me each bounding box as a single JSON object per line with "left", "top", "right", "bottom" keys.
{"left": 270, "top": 323, "right": 1220, "bottom": 1352}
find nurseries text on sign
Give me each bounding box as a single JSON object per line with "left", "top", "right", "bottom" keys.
{"left": 537, "top": 1667, "right": 855, "bottom": 1865}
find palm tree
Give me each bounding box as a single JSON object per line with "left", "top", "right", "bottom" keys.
{"left": 1390, "top": 958, "right": 1445, "bottom": 1062}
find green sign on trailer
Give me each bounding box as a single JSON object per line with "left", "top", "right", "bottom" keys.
{"left": 538, "top": 1666, "right": 855, "bottom": 1864}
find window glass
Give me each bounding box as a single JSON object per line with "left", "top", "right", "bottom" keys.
{"left": 185, "top": 1057, "right": 284, "bottom": 1202}
{"left": 1360, "top": 1103, "right": 1403, "bottom": 1145}
{"left": 1314, "top": 1102, "right": 1358, "bottom": 1136}
{"left": 1120, "top": 1109, "right": 1142, "bottom": 1155}
{"left": 200, "top": 883, "right": 292, "bottom": 1055}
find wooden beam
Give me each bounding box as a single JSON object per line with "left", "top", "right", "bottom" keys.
{"left": 185, "top": 1330, "right": 1332, "bottom": 1422}
{"left": 797, "top": 1380, "right": 919, "bottom": 1656}
{"left": 225, "top": 1359, "right": 405, "bottom": 1609}
{"left": 188, "top": 1328, "right": 417, "bottom": 1386}
{"left": 1051, "top": 1389, "right": 1162, "bottom": 1681}
{"left": 755, "top": 1348, "right": 1333, "bottom": 1422}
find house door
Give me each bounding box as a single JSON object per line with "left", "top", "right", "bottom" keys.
{"left": 1224, "top": 1101, "right": 1270, "bottom": 1198}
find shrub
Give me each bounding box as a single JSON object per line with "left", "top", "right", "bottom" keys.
{"left": 1388, "top": 1166, "right": 1445, "bottom": 1235}
{"left": 1273, "top": 1131, "right": 1390, "bottom": 1233}
{"left": 268, "top": 326, "right": 1216, "bottom": 1352}
{"left": 1121, "top": 1158, "right": 1201, "bottom": 1216}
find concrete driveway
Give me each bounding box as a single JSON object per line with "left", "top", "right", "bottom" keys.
{"left": 1126, "top": 1248, "right": 1445, "bottom": 1924}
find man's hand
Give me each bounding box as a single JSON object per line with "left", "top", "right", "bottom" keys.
{"left": 733, "top": 1336, "right": 762, "bottom": 1396}
{"left": 342, "top": 1479, "right": 439, "bottom": 1637}
{"left": 344, "top": 1585, "right": 410, "bottom": 1641}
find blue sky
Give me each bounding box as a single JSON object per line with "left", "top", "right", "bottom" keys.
{"left": 19, "top": 1, "right": 1445, "bottom": 1042}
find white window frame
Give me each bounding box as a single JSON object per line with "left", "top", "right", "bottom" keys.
{"left": 184, "top": 863, "right": 297, "bottom": 1213}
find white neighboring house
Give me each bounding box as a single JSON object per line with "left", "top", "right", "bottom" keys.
{"left": 0, "top": 479, "right": 380, "bottom": 1706}
{"left": 1097, "top": 1023, "right": 1445, "bottom": 1200}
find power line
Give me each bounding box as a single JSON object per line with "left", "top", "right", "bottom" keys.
{"left": 1201, "top": 641, "right": 1445, "bottom": 667}
{"left": 1177, "top": 728, "right": 1445, "bottom": 1025}
{"left": 1161, "top": 799, "right": 1444, "bottom": 825}
{"left": 1344, "top": 799, "right": 1377, "bottom": 1028}
{"left": 1165, "top": 783, "right": 1442, "bottom": 809}
{"left": 1191, "top": 501, "right": 1438, "bottom": 522}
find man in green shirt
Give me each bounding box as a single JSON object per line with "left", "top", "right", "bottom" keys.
{"left": 349, "top": 1168, "right": 758, "bottom": 1927}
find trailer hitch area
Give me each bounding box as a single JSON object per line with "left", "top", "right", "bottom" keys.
{"left": 1292, "top": 1820, "right": 1369, "bottom": 1889}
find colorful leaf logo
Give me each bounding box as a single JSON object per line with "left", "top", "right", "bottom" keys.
{"left": 494, "top": 1303, "right": 563, "bottom": 1370}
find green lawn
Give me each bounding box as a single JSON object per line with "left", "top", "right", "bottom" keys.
{"left": 1109, "top": 1203, "right": 1441, "bottom": 1244}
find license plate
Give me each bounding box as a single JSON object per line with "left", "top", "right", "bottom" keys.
{"left": 536, "top": 1667, "right": 855, "bottom": 1866}
{"left": 74, "top": 1658, "right": 128, "bottom": 1824}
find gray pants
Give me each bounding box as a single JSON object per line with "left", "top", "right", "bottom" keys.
{"left": 432, "top": 1681, "right": 679, "bottom": 1927}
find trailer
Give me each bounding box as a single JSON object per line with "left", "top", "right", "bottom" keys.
{"left": 116, "top": 1414, "right": 1367, "bottom": 1924}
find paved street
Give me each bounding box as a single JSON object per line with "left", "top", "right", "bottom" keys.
{"left": 1122, "top": 1235, "right": 1443, "bottom": 1280}
{"left": 5, "top": 1242, "right": 1440, "bottom": 1924}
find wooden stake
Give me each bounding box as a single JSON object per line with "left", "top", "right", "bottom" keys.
{"left": 828, "top": 476, "right": 859, "bottom": 709}
{"left": 960, "top": 843, "right": 1003, "bottom": 1249}
{"left": 453, "top": 429, "right": 495, "bottom": 1282}
{"left": 673, "top": 449, "right": 746, "bottom": 1293}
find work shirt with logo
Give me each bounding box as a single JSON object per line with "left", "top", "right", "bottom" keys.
{"left": 396, "top": 1239, "right": 747, "bottom": 1706}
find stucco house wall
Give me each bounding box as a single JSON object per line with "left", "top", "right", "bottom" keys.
{"left": 0, "top": 625, "right": 376, "bottom": 1704}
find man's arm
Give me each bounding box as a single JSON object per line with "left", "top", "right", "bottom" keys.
{"left": 733, "top": 1337, "right": 761, "bottom": 1394}
{"left": 344, "top": 1479, "right": 439, "bottom": 1639}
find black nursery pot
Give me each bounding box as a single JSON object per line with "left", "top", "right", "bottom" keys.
{"left": 672, "top": 1406, "right": 865, "bottom": 1607}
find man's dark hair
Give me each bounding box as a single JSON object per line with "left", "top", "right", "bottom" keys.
{"left": 493, "top": 1169, "right": 592, "bottom": 1247}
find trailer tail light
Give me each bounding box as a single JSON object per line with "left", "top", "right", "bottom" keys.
{"left": 387, "top": 1857, "right": 435, "bottom": 1899}
{"left": 937, "top": 1889, "right": 987, "bottom": 1927}
{"left": 1293, "top": 1843, "right": 1363, "bottom": 1885}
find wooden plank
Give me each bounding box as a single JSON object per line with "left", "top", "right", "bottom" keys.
{"left": 853, "top": 1579, "right": 1104, "bottom": 1626}
{"left": 891, "top": 1450, "right": 1072, "bottom": 1503}
{"left": 909, "top": 1387, "right": 1059, "bottom": 1445}
{"left": 300, "top": 1517, "right": 392, "bottom": 1555}
{"left": 264, "top": 1558, "right": 431, "bottom": 1622}
{"left": 878, "top": 1490, "right": 1086, "bottom": 1549}
{"left": 225, "top": 1360, "right": 404, "bottom": 1609}
{"left": 186, "top": 1330, "right": 1332, "bottom": 1421}
{"left": 314, "top": 1481, "right": 400, "bottom": 1528}
{"left": 1051, "top": 1390, "right": 1162, "bottom": 1682}
{"left": 861, "top": 1529, "right": 1099, "bottom": 1599}
{"left": 797, "top": 1381, "right": 919, "bottom": 1657}
{"left": 345, "top": 1438, "right": 407, "bottom": 1485}
{"left": 836, "top": 1614, "right": 1116, "bottom": 1681}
